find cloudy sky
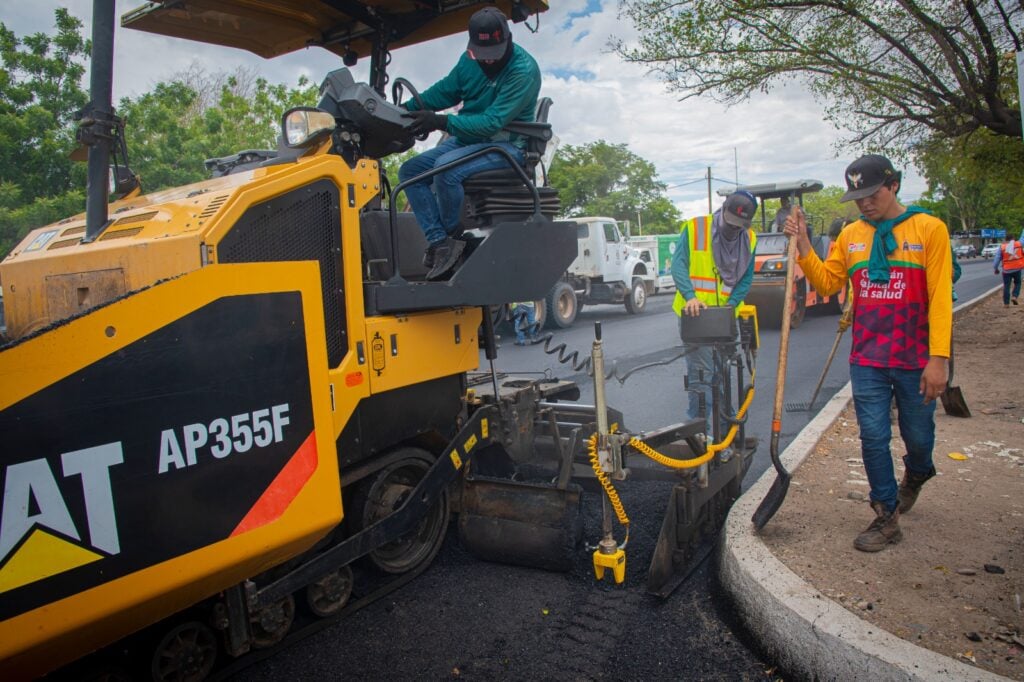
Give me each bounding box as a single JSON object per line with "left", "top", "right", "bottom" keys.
{"left": 5, "top": 1, "right": 928, "bottom": 217}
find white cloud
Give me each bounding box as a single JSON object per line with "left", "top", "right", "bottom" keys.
{"left": 4, "top": 0, "right": 928, "bottom": 215}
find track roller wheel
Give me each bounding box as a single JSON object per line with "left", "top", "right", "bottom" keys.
{"left": 250, "top": 595, "right": 295, "bottom": 649}
{"left": 305, "top": 565, "right": 354, "bottom": 617}
{"left": 150, "top": 620, "right": 218, "bottom": 682}
{"left": 356, "top": 451, "right": 450, "bottom": 574}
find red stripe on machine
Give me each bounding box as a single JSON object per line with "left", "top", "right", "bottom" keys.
{"left": 230, "top": 431, "right": 319, "bottom": 536}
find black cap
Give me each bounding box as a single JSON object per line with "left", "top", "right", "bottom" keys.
{"left": 840, "top": 154, "right": 901, "bottom": 202}
{"left": 722, "top": 191, "right": 757, "bottom": 229}
{"left": 467, "top": 7, "right": 510, "bottom": 61}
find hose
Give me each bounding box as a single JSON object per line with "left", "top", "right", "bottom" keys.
{"left": 541, "top": 335, "right": 694, "bottom": 385}
{"left": 628, "top": 370, "right": 756, "bottom": 470}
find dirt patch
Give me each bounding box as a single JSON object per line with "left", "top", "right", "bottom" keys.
{"left": 762, "top": 295, "right": 1024, "bottom": 680}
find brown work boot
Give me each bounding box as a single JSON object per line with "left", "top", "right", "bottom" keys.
{"left": 897, "top": 467, "right": 936, "bottom": 513}
{"left": 853, "top": 501, "right": 902, "bottom": 552}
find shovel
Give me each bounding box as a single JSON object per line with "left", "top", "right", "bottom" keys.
{"left": 752, "top": 202, "right": 799, "bottom": 531}
{"left": 940, "top": 338, "right": 971, "bottom": 418}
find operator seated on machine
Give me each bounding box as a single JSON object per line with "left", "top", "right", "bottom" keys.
{"left": 398, "top": 7, "right": 542, "bottom": 281}
{"left": 671, "top": 191, "right": 758, "bottom": 436}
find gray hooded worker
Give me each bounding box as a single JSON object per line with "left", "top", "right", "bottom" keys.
{"left": 670, "top": 191, "right": 758, "bottom": 434}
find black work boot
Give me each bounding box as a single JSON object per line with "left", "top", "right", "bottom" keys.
{"left": 853, "top": 501, "right": 902, "bottom": 552}
{"left": 422, "top": 241, "right": 440, "bottom": 269}
{"left": 426, "top": 237, "right": 465, "bottom": 280}
{"left": 897, "top": 467, "right": 936, "bottom": 514}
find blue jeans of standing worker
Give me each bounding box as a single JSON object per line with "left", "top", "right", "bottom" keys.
{"left": 1001, "top": 270, "right": 1022, "bottom": 305}
{"left": 849, "top": 363, "right": 937, "bottom": 513}
{"left": 684, "top": 342, "right": 715, "bottom": 437}
{"left": 398, "top": 138, "right": 524, "bottom": 245}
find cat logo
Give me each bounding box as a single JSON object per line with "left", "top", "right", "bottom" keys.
{"left": 0, "top": 443, "right": 123, "bottom": 594}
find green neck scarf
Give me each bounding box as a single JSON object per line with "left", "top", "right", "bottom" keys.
{"left": 864, "top": 205, "right": 929, "bottom": 283}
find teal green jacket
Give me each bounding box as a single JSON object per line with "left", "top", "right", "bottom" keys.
{"left": 405, "top": 44, "right": 540, "bottom": 146}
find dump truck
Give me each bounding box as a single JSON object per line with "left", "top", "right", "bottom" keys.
{"left": 0, "top": 2, "right": 760, "bottom": 679}
{"left": 627, "top": 233, "right": 679, "bottom": 293}
{"left": 544, "top": 217, "right": 657, "bottom": 328}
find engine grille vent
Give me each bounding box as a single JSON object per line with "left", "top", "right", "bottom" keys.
{"left": 113, "top": 211, "right": 158, "bottom": 226}
{"left": 218, "top": 180, "right": 345, "bottom": 366}
{"left": 48, "top": 238, "right": 82, "bottom": 250}
{"left": 199, "top": 195, "right": 229, "bottom": 220}
{"left": 100, "top": 227, "right": 144, "bottom": 241}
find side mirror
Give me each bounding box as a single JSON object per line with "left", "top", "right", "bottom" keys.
{"left": 108, "top": 165, "right": 140, "bottom": 199}
{"left": 282, "top": 107, "right": 336, "bottom": 147}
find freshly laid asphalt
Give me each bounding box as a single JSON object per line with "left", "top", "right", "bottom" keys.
{"left": 241, "top": 258, "right": 998, "bottom": 681}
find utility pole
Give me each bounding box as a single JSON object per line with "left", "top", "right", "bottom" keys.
{"left": 636, "top": 210, "right": 643, "bottom": 236}
{"left": 706, "top": 166, "right": 712, "bottom": 213}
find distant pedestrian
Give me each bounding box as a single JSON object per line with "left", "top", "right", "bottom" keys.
{"left": 511, "top": 301, "right": 541, "bottom": 345}
{"left": 993, "top": 234, "right": 1023, "bottom": 307}
{"left": 783, "top": 154, "right": 952, "bottom": 553}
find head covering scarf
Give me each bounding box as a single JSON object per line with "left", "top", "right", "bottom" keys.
{"left": 711, "top": 209, "right": 752, "bottom": 289}
{"left": 863, "top": 205, "right": 928, "bottom": 283}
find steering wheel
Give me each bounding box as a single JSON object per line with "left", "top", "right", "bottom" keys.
{"left": 391, "top": 77, "right": 430, "bottom": 141}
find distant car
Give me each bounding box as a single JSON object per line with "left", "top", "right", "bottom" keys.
{"left": 953, "top": 244, "right": 977, "bottom": 259}
{"left": 981, "top": 243, "right": 1001, "bottom": 259}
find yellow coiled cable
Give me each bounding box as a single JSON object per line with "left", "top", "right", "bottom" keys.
{"left": 629, "top": 369, "right": 756, "bottom": 469}
{"left": 587, "top": 434, "right": 630, "bottom": 533}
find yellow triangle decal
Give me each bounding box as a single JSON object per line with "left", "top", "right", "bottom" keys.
{"left": 0, "top": 528, "right": 104, "bottom": 593}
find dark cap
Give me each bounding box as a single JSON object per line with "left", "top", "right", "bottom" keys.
{"left": 840, "top": 154, "right": 901, "bottom": 203}
{"left": 722, "top": 191, "right": 757, "bottom": 229}
{"left": 467, "top": 7, "right": 510, "bottom": 61}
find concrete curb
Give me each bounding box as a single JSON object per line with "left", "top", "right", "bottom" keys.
{"left": 718, "top": 285, "right": 1009, "bottom": 682}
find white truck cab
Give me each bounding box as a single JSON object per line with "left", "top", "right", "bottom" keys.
{"left": 545, "top": 217, "right": 655, "bottom": 328}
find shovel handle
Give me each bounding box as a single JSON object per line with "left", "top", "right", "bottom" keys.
{"left": 771, "top": 219, "right": 800, "bottom": 431}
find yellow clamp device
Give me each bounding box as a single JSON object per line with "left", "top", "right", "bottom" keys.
{"left": 593, "top": 547, "right": 626, "bottom": 584}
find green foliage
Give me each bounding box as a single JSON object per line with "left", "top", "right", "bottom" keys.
{"left": 616, "top": 1, "right": 1022, "bottom": 147}
{"left": 0, "top": 8, "right": 89, "bottom": 205}
{"left": 0, "top": 190, "right": 84, "bottom": 256}
{"left": 120, "top": 73, "right": 319, "bottom": 191}
{"left": 549, "top": 140, "right": 679, "bottom": 232}
{"left": 915, "top": 130, "right": 1024, "bottom": 233}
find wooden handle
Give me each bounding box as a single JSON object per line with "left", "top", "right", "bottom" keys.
{"left": 772, "top": 225, "right": 799, "bottom": 430}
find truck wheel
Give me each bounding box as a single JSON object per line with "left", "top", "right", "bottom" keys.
{"left": 624, "top": 277, "right": 647, "bottom": 314}
{"left": 546, "top": 282, "right": 577, "bottom": 328}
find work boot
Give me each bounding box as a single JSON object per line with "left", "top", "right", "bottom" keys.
{"left": 426, "top": 237, "right": 465, "bottom": 280}
{"left": 422, "top": 241, "right": 440, "bottom": 269}
{"left": 853, "top": 501, "right": 902, "bottom": 552}
{"left": 897, "top": 467, "right": 935, "bottom": 513}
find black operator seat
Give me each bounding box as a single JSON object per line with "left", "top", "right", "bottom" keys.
{"left": 461, "top": 97, "right": 561, "bottom": 228}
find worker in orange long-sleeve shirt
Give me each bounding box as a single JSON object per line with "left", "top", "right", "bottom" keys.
{"left": 783, "top": 154, "right": 952, "bottom": 554}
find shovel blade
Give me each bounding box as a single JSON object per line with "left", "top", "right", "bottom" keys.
{"left": 940, "top": 385, "right": 971, "bottom": 418}
{"left": 751, "top": 473, "right": 791, "bottom": 531}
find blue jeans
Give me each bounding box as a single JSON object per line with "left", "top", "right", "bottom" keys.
{"left": 684, "top": 341, "right": 715, "bottom": 436}
{"left": 1002, "top": 270, "right": 1021, "bottom": 304}
{"left": 849, "top": 363, "right": 936, "bottom": 513}
{"left": 398, "top": 138, "right": 524, "bottom": 245}
{"left": 513, "top": 303, "right": 538, "bottom": 343}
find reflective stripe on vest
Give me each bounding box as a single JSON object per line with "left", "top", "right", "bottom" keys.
{"left": 1001, "top": 241, "right": 1024, "bottom": 271}
{"left": 673, "top": 216, "right": 757, "bottom": 316}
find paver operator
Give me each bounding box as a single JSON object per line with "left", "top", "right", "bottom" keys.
{"left": 398, "top": 6, "right": 541, "bottom": 280}
{"left": 993, "top": 233, "right": 1023, "bottom": 307}
{"left": 671, "top": 191, "right": 758, "bottom": 438}
{"left": 783, "top": 154, "right": 952, "bottom": 553}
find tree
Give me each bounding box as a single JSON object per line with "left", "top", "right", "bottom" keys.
{"left": 120, "top": 74, "right": 319, "bottom": 192}
{"left": 915, "top": 129, "right": 1024, "bottom": 233}
{"left": 549, "top": 140, "right": 680, "bottom": 232}
{"left": 0, "top": 9, "right": 90, "bottom": 255}
{"left": 616, "top": 1, "right": 1023, "bottom": 147}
